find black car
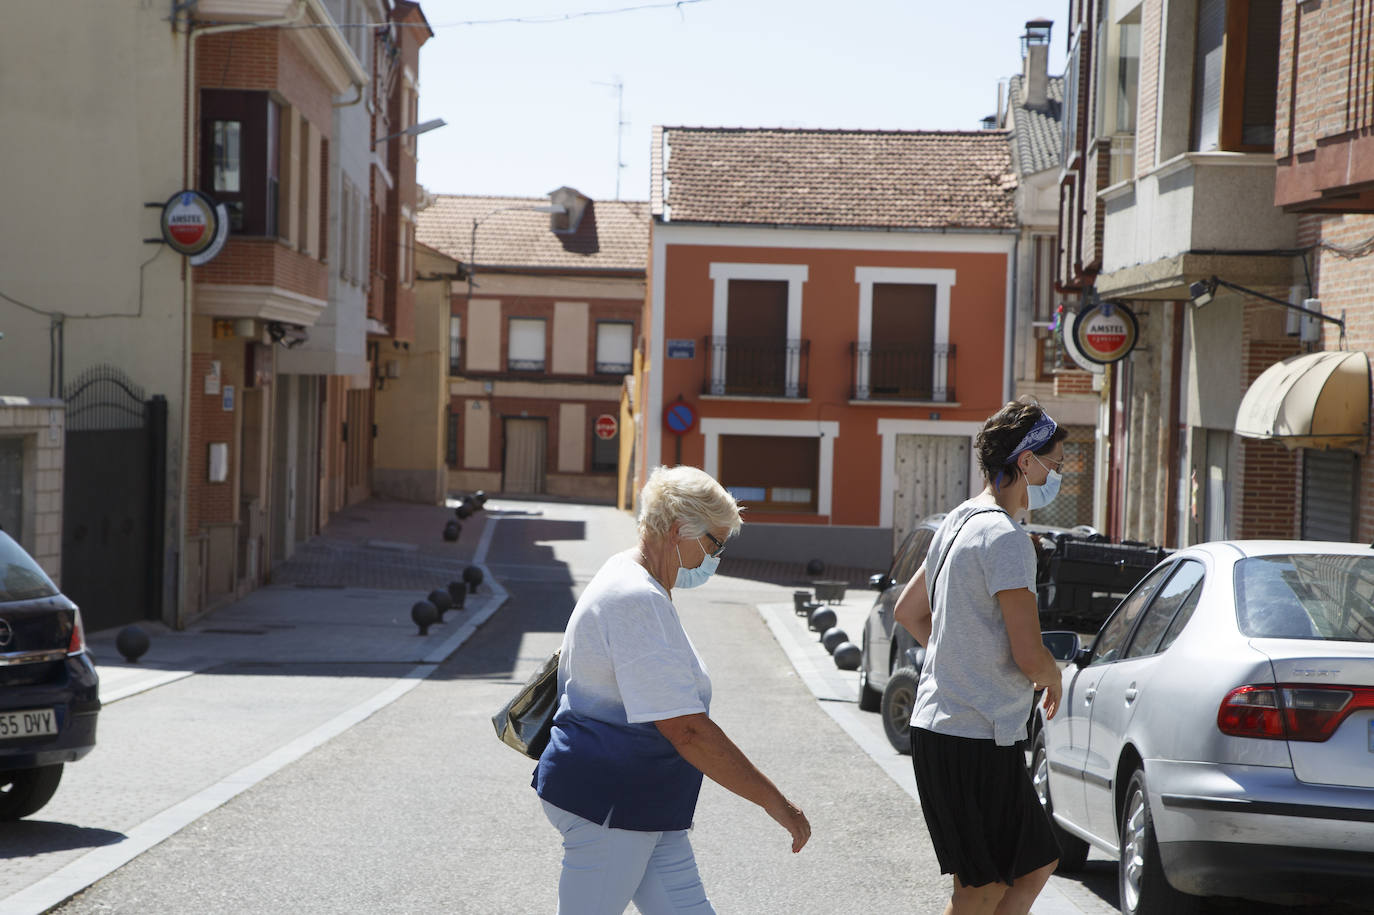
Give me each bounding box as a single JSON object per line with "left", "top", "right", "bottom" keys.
{"left": 0, "top": 530, "right": 100, "bottom": 819}
{"left": 859, "top": 514, "right": 1161, "bottom": 754}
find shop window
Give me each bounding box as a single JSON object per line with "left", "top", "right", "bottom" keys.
{"left": 595, "top": 321, "right": 634, "bottom": 375}
{"left": 719, "top": 434, "right": 819, "bottom": 512}
{"left": 508, "top": 318, "right": 546, "bottom": 372}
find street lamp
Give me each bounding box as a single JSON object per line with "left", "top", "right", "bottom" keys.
{"left": 373, "top": 117, "right": 447, "bottom": 147}
{"left": 467, "top": 203, "right": 568, "bottom": 296}
{"left": 1189, "top": 275, "right": 1345, "bottom": 341}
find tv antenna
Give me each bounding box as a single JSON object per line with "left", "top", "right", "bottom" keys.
{"left": 593, "top": 78, "right": 628, "bottom": 199}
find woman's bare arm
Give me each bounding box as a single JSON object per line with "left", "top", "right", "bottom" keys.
{"left": 997, "top": 587, "right": 1062, "bottom": 719}
{"left": 893, "top": 565, "right": 932, "bottom": 646}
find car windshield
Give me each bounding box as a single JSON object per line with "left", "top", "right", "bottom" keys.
{"left": 0, "top": 534, "right": 59, "bottom": 602}
{"left": 1235, "top": 554, "right": 1374, "bottom": 642}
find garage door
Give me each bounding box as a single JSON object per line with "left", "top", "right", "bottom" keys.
{"left": 892, "top": 433, "right": 969, "bottom": 547}
{"left": 503, "top": 417, "right": 548, "bottom": 494}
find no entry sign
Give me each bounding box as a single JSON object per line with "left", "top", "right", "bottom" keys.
{"left": 594, "top": 414, "right": 618, "bottom": 440}
{"left": 663, "top": 399, "right": 696, "bottom": 436}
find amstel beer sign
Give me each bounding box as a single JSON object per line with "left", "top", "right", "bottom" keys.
{"left": 1071, "top": 300, "right": 1139, "bottom": 364}
{"left": 160, "top": 190, "right": 229, "bottom": 266}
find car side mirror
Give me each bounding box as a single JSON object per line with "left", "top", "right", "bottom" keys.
{"left": 1041, "top": 630, "right": 1081, "bottom": 663}
{"left": 868, "top": 572, "right": 891, "bottom": 591}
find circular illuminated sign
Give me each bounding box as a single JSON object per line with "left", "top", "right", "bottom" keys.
{"left": 161, "top": 191, "right": 219, "bottom": 255}
{"left": 1072, "top": 301, "right": 1139, "bottom": 364}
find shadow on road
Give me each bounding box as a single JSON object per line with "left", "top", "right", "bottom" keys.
{"left": 0, "top": 822, "right": 125, "bottom": 858}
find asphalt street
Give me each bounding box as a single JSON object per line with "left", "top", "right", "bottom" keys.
{"left": 7, "top": 499, "right": 1373, "bottom": 914}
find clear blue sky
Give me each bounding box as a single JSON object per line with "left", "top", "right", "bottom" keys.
{"left": 415, "top": 0, "right": 1068, "bottom": 202}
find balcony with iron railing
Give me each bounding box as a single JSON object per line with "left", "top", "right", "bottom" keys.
{"left": 703, "top": 336, "right": 809, "bottom": 399}
{"left": 850, "top": 342, "right": 956, "bottom": 402}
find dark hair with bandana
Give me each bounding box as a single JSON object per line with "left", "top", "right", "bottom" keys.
{"left": 975, "top": 396, "right": 1068, "bottom": 487}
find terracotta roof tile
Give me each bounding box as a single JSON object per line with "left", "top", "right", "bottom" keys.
{"left": 1007, "top": 74, "right": 1065, "bottom": 176}
{"left": 654, "top": 127, "right": 1016, "bottom": 230}
{"left": 416, "top": 194, "right": 649, "bottom": 273}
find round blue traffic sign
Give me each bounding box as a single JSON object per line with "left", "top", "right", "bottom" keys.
{"left": 663, "top": 400, "right": 696, "bottom": 436}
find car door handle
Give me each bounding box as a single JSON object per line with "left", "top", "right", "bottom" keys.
{"left": 1084, "top": 687, "right": 1096, "bottom": 704}
{"left": 1124, "top": 686, "right": 1138, "bottom": 703}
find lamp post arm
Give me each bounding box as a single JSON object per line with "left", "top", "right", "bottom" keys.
{"left": 1212, "top": 278, "right": 1345, "bottom": 330}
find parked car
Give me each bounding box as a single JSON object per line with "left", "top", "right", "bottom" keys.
{"left": 859, "top": 514, "right": 1160, "bottom": 754}
{"left": 1033, "top": 541, "right": 1374, "bottom": 913}
{"left": 0, "top": 530, "right": 100, "bottom": 819}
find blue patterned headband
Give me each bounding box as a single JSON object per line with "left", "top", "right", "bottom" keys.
{"left": 1004, "top": 413, "right": 1058, "bottom": 464}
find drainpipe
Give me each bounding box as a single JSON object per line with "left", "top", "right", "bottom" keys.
{"left": 174, "top": 0, "right": 307, "bottom": 627}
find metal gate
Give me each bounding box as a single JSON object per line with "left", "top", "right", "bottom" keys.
{"left": 502, "top": 417, "right": 547, "bottom": 494}
{"left": 892, "top": 433, "right": 970, "bottom": 547}
{"left": 62, "top": 365, "right": 167, "bottom": 631}
{"left": 1301, "top": 449, "right": 1357, "bottom": 541}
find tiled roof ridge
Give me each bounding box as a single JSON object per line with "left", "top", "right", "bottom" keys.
{"left": 428, "top": 193, "right": 648, "bottom": 204}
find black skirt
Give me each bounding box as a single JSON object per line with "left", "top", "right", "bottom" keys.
{"left": 909, "top": 727, "right": 1061, "bottom": 888}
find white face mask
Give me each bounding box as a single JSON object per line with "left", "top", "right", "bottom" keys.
{"left": 1027, "top": 453, "right": 1063, "bottom": 510}
{"left": 674, "top": 538, "right": 720, "bottom": 589}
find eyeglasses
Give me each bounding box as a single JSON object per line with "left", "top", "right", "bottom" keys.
{"left": 1035, "top": 453, "right": 1066, "bottom": 473}
{"left": 700, "top": 531, "right": 726, "bottom": 559}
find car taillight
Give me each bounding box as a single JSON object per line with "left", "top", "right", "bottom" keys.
{"left": 67, "top": 609, "right": 87, "bottom": 656}
{"left": 1218, "top": 684, "right": 1374, "bottom": 742}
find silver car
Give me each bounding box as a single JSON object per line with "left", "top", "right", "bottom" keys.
{"left": 1034, "top": 541, "right": 1374, "bottom": 913}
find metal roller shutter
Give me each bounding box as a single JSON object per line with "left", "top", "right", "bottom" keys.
{"left": 1301, "top": 450, "right": 1357, "bottom": 541}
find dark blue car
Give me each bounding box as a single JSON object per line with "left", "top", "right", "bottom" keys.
{"left": 0, "top": 531, "right": 100, "bottom": 819}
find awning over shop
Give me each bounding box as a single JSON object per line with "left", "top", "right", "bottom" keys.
{"left": 1235, "top": 350, "right": 1370, "bottom": 451}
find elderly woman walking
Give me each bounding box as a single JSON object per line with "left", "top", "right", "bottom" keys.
{"left": 534, "top": 465, "right": 810, "bottom": 914}
{"left": 893, "top": 397, "right": 1067, "bottom": 915}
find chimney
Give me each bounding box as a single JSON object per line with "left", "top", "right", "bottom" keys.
{"left": 1021, "top": 18, "right": 1053, "bottom": 110}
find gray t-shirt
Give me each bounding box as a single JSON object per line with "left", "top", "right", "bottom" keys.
{"left": 909, "top": 500, "right": 1039, "bottom": 746}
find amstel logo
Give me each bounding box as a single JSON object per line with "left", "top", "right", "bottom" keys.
{"left": 1072, "top": 301, "right": 1138, "bottom": 364}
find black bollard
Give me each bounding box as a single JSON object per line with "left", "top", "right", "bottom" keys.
{"left": 455, "top": 503, "right": 472, "bottom": 520}
{"left": 442, "top": 520, "right": 461, "bottom": 542}
{"left": 472, "top": 490, "right": 488, "bottom": 508}
{"left": 462, "top": 565, "right": 484, "bottom": 592}
{"left": 821, "top": 627, "right": 849, "bottom": 653}
{"left": 116, "top": 625, "right": 150, "bottom": 663}
{"left": 805, "top": 558, "right": 825, "bottom": 576}
{"left": 412, "top": 600, "right": 438, "bottom": 635}
{"left": 427, "top": 589, "right": 453, "bottom": 621}
{"left": 808, "top": 606, "right": 837, "bottom": 633}
{"left": 833, "top": 642, "right": 861, "bottom": 670}
{"left": 447, "top": 580, "right": 468, "bottom": 610}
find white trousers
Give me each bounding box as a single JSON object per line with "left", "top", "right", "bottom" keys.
{"left": 542, "top": 800, "right": 716, "bottom": 915}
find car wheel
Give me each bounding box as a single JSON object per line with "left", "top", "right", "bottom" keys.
{"left": 1118, "top": 769, "right": 1197, "bottom": 915}
{"left": 1030, "top": 730, "right": 1089, "bottom": 872}
{"left": 880, "top": 666, "right": 920, "bottom": 754}
{"left": 858, "top": 635, "right": 881, "bottom": 712}
{"left": 0, "top": 764, "right": 64, "bottom": 821}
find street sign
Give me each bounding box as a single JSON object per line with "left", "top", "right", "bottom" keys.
{"left": 663, "top": 399, "right": 696, "bottom": 436}
{"left": 667, "top": 339, "right": 696, "bottom": 359}
{"left": 594, "top": 414, "right": 618, "bottom": 440}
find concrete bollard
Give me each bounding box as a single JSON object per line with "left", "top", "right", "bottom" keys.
{"left": 116, "top": 625, "right": 150, "bottom": 663}
{"left": 411, "top": 600, "right": 438, "bottom": 635}
{"left": 821, "top": 627, "right": 849, "bottom": 653}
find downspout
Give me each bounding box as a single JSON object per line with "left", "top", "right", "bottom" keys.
{"left": 1165, "top": 300, "right": 1184, "bottom": 548}
{"left": 176, "top": 0, "right": 308, "bottom": 627}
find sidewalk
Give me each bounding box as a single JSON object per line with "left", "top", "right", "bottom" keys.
{"left": 1, "top": 498, "right": 512, "bottom": 915}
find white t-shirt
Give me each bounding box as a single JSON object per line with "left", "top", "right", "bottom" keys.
{"left": 558, "top": 550, "right": 712, "bottom": 726}
{"left": 909, "top": 501, "right": 1039, "bottom": 746}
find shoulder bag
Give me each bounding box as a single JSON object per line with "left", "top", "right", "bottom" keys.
{"left": 491, "top": 649, "right": 560, "bottom": 759}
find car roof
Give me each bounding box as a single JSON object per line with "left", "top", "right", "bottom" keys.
{"left": 1182, "top": 540, "right": 1374, "bottom": 560}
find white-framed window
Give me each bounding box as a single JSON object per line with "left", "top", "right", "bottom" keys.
{"left": 508, "top": 318, "right": 546, "bottom": 372}
{"left": 595, "top": 321, "right": 634, "bottom": 374}
{"left": 706, "top": 263, "right": 808, "bottom": 397}
{"left": 700, "top": 418, "right": 839, "bottom": 516}
{"left": 853, "top": 267, "right": 956, "bottom": 402}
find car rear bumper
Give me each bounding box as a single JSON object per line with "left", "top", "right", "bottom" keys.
{"left": 0, "top": 653, "right": 100, "bottom": 770}
{"left": 1148, "top": 759, "right": 1374, "bottom": 899}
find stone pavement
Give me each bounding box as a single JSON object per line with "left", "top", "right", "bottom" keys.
{"left": 0, "top": 497, "right": 512, "bottom": 914}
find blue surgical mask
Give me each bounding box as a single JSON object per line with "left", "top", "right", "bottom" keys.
{"left": 675, "top": 539, "right": 720, "bottom": 589}
{"left": 1027, "top": 454, "right": 1062, "bottom": 510}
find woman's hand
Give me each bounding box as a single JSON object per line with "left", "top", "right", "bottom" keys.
{"left": 767, "top": 798, "right": 811, "bottom": 853}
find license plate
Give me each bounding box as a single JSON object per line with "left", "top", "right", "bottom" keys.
{"left": 0, "top": 708, "right": 57, "bottom": 740}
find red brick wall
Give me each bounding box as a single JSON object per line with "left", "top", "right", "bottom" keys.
{"left": 187, "top": 353, "right": 238, "bottom": 532}
{"left": 1054, "top": 369, "right": 1096, "bottom": 397}
{"left": 195, "top": 238, "right": 328, "bottom": 302}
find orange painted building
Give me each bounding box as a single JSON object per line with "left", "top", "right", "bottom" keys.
{"left": 638, "top": 127, "right": 1021, "bottom": 565}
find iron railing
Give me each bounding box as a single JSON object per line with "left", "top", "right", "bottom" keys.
{"left": 850, "top": 342, "right": 956, "bottom": 401}
{"left": 703, "top": 336, "right": 809, "bottom": 398}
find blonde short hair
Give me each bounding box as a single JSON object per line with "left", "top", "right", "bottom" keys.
{"left": 637, "top": 465, "right": 743, "bottom": 542}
